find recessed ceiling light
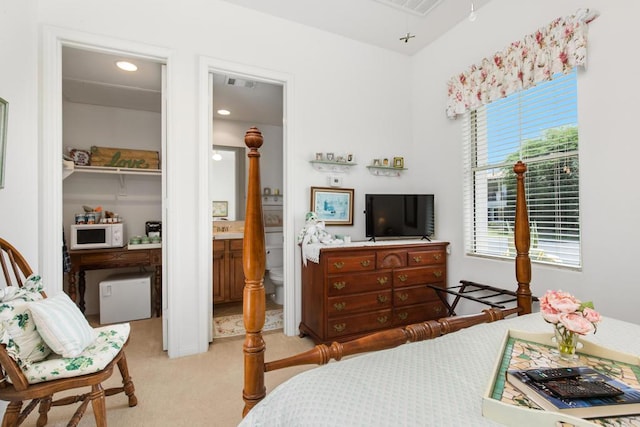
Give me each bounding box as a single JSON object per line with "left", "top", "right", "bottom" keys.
{"left": 217, "top": 109, "right": 231, "bottom": 116}
{"left": 116, "top": 60, "right": 138, "bottom": 72}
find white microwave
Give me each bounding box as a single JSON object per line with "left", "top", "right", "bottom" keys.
{"left": 70, "top": 223, "right": 125, "bottom": 250}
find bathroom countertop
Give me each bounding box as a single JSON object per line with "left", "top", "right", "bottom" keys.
{"left": 213, "top": 232, "right": 244, "bottom": 240}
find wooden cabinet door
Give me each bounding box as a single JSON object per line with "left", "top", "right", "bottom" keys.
{"left": 228, "top": 239, "right": 245, "bottom": 301}
{"left": 212, "top": 240, "right": 226, "bottom": 303}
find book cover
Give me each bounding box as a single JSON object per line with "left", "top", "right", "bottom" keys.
{"left": 507, "top": 366, "right": 640, "bottom": 419}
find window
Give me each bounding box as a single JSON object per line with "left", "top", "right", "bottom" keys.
{"left": 463, "top": 69, "right": 580, "bottom": 268}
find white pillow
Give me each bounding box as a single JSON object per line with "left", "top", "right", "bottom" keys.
{"left": 28, "top": 293, "right": 97, "bottom": 358}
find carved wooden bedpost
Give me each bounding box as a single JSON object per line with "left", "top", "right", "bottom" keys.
{"left": 513, "top": 161, "right": 532, "bottom": 315}
{"left": 242, "top": 127, "right": 266, "bottom": 417}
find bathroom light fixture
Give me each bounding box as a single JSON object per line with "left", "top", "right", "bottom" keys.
{"left": 468, "top": 2, "right": 477, "bottom": 22}
{"left": 116, "top": 60, "right": 138, "bottom": 72}
{"left": 217, "top": 109, "right": 231, "bottom": 116}
{"left": 212, "top": 150, "right": 222, "bottom": 161}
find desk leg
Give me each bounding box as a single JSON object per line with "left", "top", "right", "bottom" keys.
{"left": 78, "top": 270, "right": 86, "bottom": 313}
{"left": 154, "top": 265, "right": 162, "bottom": 317}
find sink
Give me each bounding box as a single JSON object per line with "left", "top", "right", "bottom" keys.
{"left": 213, "top": 232, "right": 244, "bottom": 240}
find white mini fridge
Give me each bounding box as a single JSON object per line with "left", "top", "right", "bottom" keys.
{"left": 99, "top": 272, "right": 152, "bottom": 324}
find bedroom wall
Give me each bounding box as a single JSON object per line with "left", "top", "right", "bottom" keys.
{"left": 0, "top": 0, "right": 413, "bottom": 356}
{"left": 410, "top": 0, "right": 640, "bottom": 323}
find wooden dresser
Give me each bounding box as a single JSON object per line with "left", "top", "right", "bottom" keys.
{"left": 299, "top": 241, "right": 449, "bottom": 344}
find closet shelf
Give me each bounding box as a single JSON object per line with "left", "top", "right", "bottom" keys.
{"left": 63, "top": 162, "right": 161, "bottom": 179}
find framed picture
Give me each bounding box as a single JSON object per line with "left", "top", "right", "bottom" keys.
{"left": 212, "top": 201, "right": 229, "bottom": 217}
{"left": 310, "top": 187, "right": 354, "bottom": 225}
{"left": 0, "top": 97, "right": 7, "bottom": 189}
{"left": 393, "top": 157, "right": 404, "bottom": 168}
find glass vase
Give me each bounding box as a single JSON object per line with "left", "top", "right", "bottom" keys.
{"left": 554, "top": 326, "right": 578, "bottom": 361}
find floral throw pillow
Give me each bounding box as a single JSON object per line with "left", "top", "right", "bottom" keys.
{"left": 0, "top": 278, "right": 52, "bottom": 369}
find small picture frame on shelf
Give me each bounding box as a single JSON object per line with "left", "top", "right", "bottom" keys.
{"left": 315, "top": 152, "right": 323, "bottom": 161}
{"left": 393, "top": 157, "right": 404, "bottom": 168}
{"left": 373, "top": 159, "right": 381, "bottom": 166}
{"left": 310, "top": 187, "right": 354, "bottom": 225}
{"left": 326, "top": 152, "right": 335, "bottom": 161}
{"left": 212, "top": 201, "right": 228, "bottom": 218}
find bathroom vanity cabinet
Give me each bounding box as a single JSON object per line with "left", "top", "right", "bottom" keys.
{"left": 212, "top": 238, "right": 245, "bottom": 304}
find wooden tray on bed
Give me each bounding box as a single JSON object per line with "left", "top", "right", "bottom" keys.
{"left": 482, "top": 329, "right": 640, "bottom": 427}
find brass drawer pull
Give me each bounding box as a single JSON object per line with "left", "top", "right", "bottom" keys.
{"left": 333, "top": 302, "right": 346, "bottom": 311}
{"left": 398, "top": 292, "right": 409, "bottom": 301}
{"left": 433, "top": 270, "right": 443, "bottom": 279}
{"left": 434, "top": 306, "right": 443, "bottom": 315}
{"left": 398, "top": 312, "right": 408, "bottom": 320}
{"left": 398, "top": 273, "right": 408, "bottom": 282}
{"left": 377, "top": 316, "right": 388, "bottom": 324}
{"left": 360, "top": 260, "right": 371, "bottom": 267}
{"left": 433, "top": 253, "right": 442, "bottom": 261}
{"left": 333, "top": 281, "right": 346, "bottom": 290}
{"left": 412, "top": 255, "right": 422, "bottom": 263}
{"left": 377, "top": 295, "right": 388, "bottom": 303}
{"left": 333, "top": 261, "right": 345, "bottom": 269}
{"left": 377, "top": 277, "right": 388, "bottom": 285}
{"left": 333, "top": 323, "right": 346, "bottom": 332}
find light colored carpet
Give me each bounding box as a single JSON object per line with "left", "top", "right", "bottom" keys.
{"left": 16, "top": 317, "right": 315, "bottom": 427}
{"left": 213, "top": 309, "right": 283, "bottom": 338}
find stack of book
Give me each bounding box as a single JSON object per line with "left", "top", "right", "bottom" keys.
{"left": 507, "top": 366, "right": 640, "bottom": 419}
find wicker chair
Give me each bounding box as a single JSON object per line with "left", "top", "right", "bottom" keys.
{"left": 0, "top": 237, "right": 137, "bottom": 426}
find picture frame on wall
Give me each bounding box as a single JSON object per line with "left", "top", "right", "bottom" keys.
{"left": 0, "top": 97, "right": 8, "bottom": 189}
{"left": 310, "top": 187, "right": 354, "bottom": 225}
{"left": 212, "top": 201, "right": 229, "bottom": 218}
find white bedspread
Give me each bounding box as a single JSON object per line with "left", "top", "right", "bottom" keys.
{"left": 239, "top": 314, "right": 640, "bottom": 427}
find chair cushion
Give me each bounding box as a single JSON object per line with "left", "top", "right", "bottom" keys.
{"left": 19, "top": 323, "right": 130, "bottom": 384}
{"left": 29, "top": 292, "right": 97, "bottom": 358}
{"left": 0, "top": 275, "right": 52, "bottom": 368}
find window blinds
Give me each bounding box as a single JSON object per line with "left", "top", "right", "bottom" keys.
{"left": 462, "top": 70, "right": 580, "bottom": 268}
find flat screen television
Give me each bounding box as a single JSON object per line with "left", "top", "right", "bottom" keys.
{"left": 365, "top": 194, "right": 435, "bottom": 241}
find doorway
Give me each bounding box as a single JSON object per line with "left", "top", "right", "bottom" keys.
{"left": 203, "top": 62, "right": 292, "bottom": 342}
{"left": 41, "top": 28, "right": 170, "bottom": 351}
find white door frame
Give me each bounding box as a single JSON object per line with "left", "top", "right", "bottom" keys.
{"left": 40, "top": 26, "right": 173, "bottom": 346}
{"left": 198, "top": 57, "right": 297, "bottom": 338}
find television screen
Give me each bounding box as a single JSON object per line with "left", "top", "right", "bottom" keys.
{"left": 365, "top": 194, "right": 434, "bottom": 240}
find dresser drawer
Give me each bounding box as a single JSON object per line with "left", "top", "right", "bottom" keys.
{"left": 327, "top": 271, "right": 392, "bottom": 296}
{"left": 327, "top": 309, "right": 393, "bottom": 339}
{"left": 407, "top": 249, "right": 446, "bottom": 266}
{"left": 393, "top": 284, "right": 442, "bottom": 307}
{"left": 393, "top": 301, "right": 446, "bottom": 326}
{"left": 393, "top": 266, "right": 445, "bottom": 287}
{"left": 326, "top": 253, "right": 376, "bottom": 273}
{"left": 328, "top": 290, "right": 392, "bottom": 317}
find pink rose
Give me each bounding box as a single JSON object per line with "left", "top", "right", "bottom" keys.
{"left": 559, "top": 313, "right": 595, "bottom": 335}
{"left": 540, "top": 290, "right": 581, "bottom": 323}
{"left": 583, "top": 307, "right": 601, "bottom": 324}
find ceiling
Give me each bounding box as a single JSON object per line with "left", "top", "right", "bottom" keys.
{"left": 62, "top": 0, "right": 488, "bottom": 125}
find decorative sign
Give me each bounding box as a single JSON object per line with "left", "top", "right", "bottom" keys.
{"left": 90, "top": 146, "right": 160, "bottom": 169}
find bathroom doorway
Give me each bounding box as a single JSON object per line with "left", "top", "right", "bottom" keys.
{"left": 207, "top": 68, "right": 286, "bottom": 341}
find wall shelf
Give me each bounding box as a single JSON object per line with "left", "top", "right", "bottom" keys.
{"left": 366, "top": 165, "right": 407, "bottom": 177}
{"left": 63, "top": 162, "right": 161, "bottom": 180}
{"left": 309, "top": 160, "right": 356, "bottom": 173}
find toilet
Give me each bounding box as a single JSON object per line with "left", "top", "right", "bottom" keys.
{"left": 265, "top": 232, "right": 284, "bottom": 305}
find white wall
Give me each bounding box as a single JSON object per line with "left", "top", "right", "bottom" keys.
{"left": 411, "top": 0, "right": 640, "bottom": 323}
{"left": 1, "top": 0, "right": 412, "bottom": 356}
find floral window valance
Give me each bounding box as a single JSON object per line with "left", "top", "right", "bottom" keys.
{"left": 446, "top": 9, "right": 598, "bottom": 119}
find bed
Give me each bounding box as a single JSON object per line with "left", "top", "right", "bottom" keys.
{"left": 237, "top": 127, "right": 640, "bottom": 426}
